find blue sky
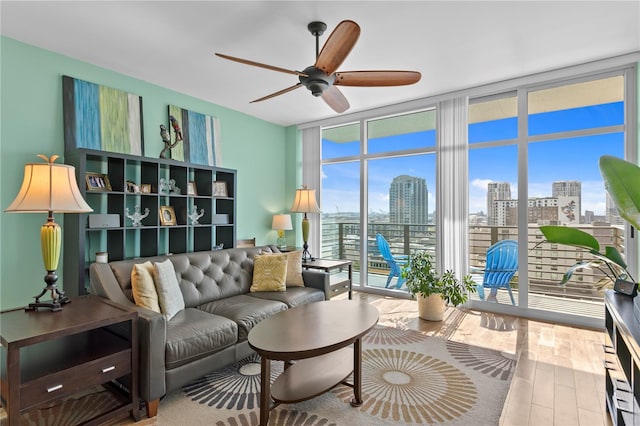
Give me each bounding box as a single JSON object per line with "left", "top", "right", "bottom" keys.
{"left": 322, "top": 102, "right": 624, "bottom": 217}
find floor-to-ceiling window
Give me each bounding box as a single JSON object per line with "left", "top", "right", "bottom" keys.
{"left": 308, "top": 58, "right": 636, "bottom": 325}
{"left": 321, "top": 109, "right": 436, "bottom": 292}
{"left": 468, "top": 73, "right": 629, "bottom": 322}
{"left": 468, "top": 92, "right": 519, "bottom": 305}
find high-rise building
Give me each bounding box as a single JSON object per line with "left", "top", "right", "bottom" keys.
{"left": 606, "top": 192, "right": 625, "bottom": 225}
{"left": 487, "top": 182, "right": 511, "bottom": 226}
{"left": 389, "top": 175, "right": 429, "bottom": 224}
{"left": 552, "top": 181, "right": 582, "bottom": 223}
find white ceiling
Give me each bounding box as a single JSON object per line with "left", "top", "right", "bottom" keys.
{"left": 2, "top": 1, "right": 639, "bottom": 127}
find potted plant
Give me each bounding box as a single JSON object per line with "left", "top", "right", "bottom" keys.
{"left": 537, "top": 155, "right": 638, "bottom": 294}
{"left": 401, "top": 251, "right": 476, "bottom": 321}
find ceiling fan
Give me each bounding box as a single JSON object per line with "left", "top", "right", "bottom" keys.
{"left": 215, "top": 20, "right": 421, "bottom": 113}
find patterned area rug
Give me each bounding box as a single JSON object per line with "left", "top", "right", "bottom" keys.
{"left": 159, "top": 325, "right": 516, "bottom": 425}
{"left": 1, "top": 325, "right": 515, "bottom": 425}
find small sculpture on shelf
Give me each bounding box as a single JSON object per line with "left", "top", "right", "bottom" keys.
{"left": 187, "top": 205, "right": 205, "bottom": 225}
{"left": 169, "top": 178, "right": 181, "bottom": 195}
{"left": 125, "top": 205, "right": 150, "bottom": 227}
{"left": 159, "top": 124, "right": 181, "bottom": 159}
{"left": 159, "top": 178, "right": 181, "bottom": 195}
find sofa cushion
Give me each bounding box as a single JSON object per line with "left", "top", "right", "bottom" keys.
{"left": 250, "top": 254, "right": 288, "bottom": 292}
{"left": 131, "top": 261, "right": 161, "bottom": 313}
{"left": 284, "top": 250, "right": 305, "bottom": 287}
{"left": 198, "top": 294, "right": 288, "bottom": 341}
{"left": 248, "top": 286, "right": 325, "bottom": 308}
{"left": 165, "top": 308, "right": 238, "bottom": 370}
{"left": 154, "top": 259, "right": 185, "bottom": 320}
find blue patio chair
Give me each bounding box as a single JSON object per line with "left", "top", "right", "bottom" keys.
{"left": 376, "top": 233, "right": 409, "bottom": 289}
{"left": 477, "top": 239, "right": 518, "bottom": 305}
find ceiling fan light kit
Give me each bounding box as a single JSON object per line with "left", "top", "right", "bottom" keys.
{"left": 215, "top": 19, "right": 421, "bottom": 114}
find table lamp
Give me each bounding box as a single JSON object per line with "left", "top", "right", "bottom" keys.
{"left": 271, "top": 213, "right": 293, "bottom": 249}
{"left": 290, "top": 185, "right": 321, "bottom": 262}
{"left": 5, "top": 154, "right": 93, "bottom": 311}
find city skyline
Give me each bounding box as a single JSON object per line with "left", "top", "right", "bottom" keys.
{"left": 322, "top": 100, "right": 623, "bottom": 218}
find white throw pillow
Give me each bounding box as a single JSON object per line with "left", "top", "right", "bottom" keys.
{"left": 153, "top": 259, "right": 185, "bottom": 320}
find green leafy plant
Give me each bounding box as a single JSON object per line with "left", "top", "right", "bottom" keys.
{"left": 401, "top": 251, "right": 476, "bottom": 306}
{"left": 536, "top": 155, "right": 638, "bottom": 287}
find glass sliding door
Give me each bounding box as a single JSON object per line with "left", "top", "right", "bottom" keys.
{"left": 468, "top": 92, "right": 519, "bottom": 305}
{"left": 525, "top": 76, "right": 625, "bottom": 318}
{"left": 468, "top": 74, "right": 628, "bottom": 320}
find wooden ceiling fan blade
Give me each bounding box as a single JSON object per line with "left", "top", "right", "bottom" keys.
{"left": 334, "top": 71, "right": 422, "bottom": 86}
{"left": 321, "top": 86, "right": 350, "bottom": 113}
{"left": 315, "top": 20, "right": 360, "bottom": 75}
{"left": 216, "top": 53, "right": 307, "bottom": 77}
{"left": 250, "top": 83, "right": 303, "bottom": 103}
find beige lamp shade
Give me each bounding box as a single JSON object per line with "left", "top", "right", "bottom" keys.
{"left": 290, "top": 186, "right": 321, "bottom": 214}
{"left": 5, "top": 155, "right": 92, "bottom": 213}
{"left": 271, "top": 214, "right": 293, "bottom": 230}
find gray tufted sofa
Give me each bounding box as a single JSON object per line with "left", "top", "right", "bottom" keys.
{"left": 89, "top": 245, "right": 329, "bottom": 417}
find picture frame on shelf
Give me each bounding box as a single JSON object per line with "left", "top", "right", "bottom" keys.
{"left": 187, "top": 181, "right": 197, "bottom": 196}
{"left": 126, "top": 180, "right": 140, "bottom": 193}
{"left": 140, "top": 184, "right": 152, "bottom": 194}
{"left": 213, "top": 181, "right": 228, "bottom": 197}
{"left": 85, "top": 172, "right": 112, "bottom": 191}
{"left": 159, "top": 206, "right": 177, "bottom": 226}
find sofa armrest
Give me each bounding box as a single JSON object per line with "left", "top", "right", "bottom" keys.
{"left": 90, "top": 263, "right": 168, "bottom": 403}
{"left": 302, "top": 269, "right": 331, "bottom": 300}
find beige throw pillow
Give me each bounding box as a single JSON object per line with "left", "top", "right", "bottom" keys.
{"left": 284, "top": 250, "right": 305, "bottom": 287}
{"left": 250, "top": 254, "right": 288, "bottom": 292}
{"left": 131, "top": 261, "right": 161, "bottom": 313}
{"left": 153, "top": 259, "right": 185, "bottom": 320}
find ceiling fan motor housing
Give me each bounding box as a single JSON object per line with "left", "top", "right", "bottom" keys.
{"left": 300, "top": 66, "right": 335, "bottom": 96}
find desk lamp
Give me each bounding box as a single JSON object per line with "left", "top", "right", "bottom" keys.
{"left": 290, "top": 185, "right": 321, "bottom": 262}
{"left": 271, "top": 214, "right": 293, "bottom": 249}
{"left": 5, "top": 155, "right": 92, "bottom": 311}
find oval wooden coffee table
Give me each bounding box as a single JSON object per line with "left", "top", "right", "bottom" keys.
{"left": 248, "top": 300, "right": 379, "bottom": 426}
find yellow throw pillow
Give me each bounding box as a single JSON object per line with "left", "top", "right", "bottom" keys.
{"left": 284, "top": 250, "right": 305, "bottom": 287}
{"left": 131, "top": 261, "right": 161, "bottom": 313}
{"left": 250, "top": 254, "right": 288, "bottom": 292}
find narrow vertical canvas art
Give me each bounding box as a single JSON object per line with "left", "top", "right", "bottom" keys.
{"left": 168, "top": 105, "right": 222, "bottom": 166}
{"left": 63, "top": 76, "right": 144, "bottom": 155}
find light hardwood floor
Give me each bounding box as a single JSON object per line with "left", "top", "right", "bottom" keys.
{"left": 3, "top": 291, "right": 610, "bottom": 425}
{"left": 346, "top": 291, "right": 611, "bottom": 426}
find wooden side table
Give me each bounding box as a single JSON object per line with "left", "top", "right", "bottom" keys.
{"left": 0, "top": 295, "right": 139, "bottom": 425}
{"left": 302, "top": 258, "right": 353, "bottom": 299}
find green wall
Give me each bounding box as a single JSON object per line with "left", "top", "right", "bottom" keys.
{"left": 0, "top": 36, "right": 299, "bottom": 310}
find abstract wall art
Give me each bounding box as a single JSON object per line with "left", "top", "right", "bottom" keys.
{"left": 63, "top": 76, "right": 144, "bottom": 155}
{"left": 168, "top": 105, "right": 222, "bottom": 166}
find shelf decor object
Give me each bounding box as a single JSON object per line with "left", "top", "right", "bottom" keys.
{"left": 271, "top": 213, "right": 293, "bottom": 249}
{"left": 126, "top": 205, "right": 150, "bottom": 227}
{"left": 5, "top": 154, "right": 92, "bottom": 311}
{"left": 159, "top": 206, "right": 177, "bottom": 226}
{"left": 62, "top": 75, "right": 144, "bottom": 155}
{"left": 213, "top": 181, "right": 228, "bottom": 197}
{"left": 290, "top": 185, "right": 321, "bottom": 262}
{"left": 188, "top": 206, "right": 205, "bottom": 225}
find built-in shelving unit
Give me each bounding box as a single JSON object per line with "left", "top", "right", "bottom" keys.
{"left": 63, "top": 148, "right": 236, "bottom": 296}
{"left": 604, "top": 290, "right": 640, "bottom": 425}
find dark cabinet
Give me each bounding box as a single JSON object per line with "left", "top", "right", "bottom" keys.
{"left": 63, "top": 148, "right": 236, "bottom": 296}
{"left": 604, "top": 290, "right": 640, "bottom": 425}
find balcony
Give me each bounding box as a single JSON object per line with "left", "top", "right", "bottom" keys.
{"left": 321, "top": 220, "right": 624, "bottom": 319}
